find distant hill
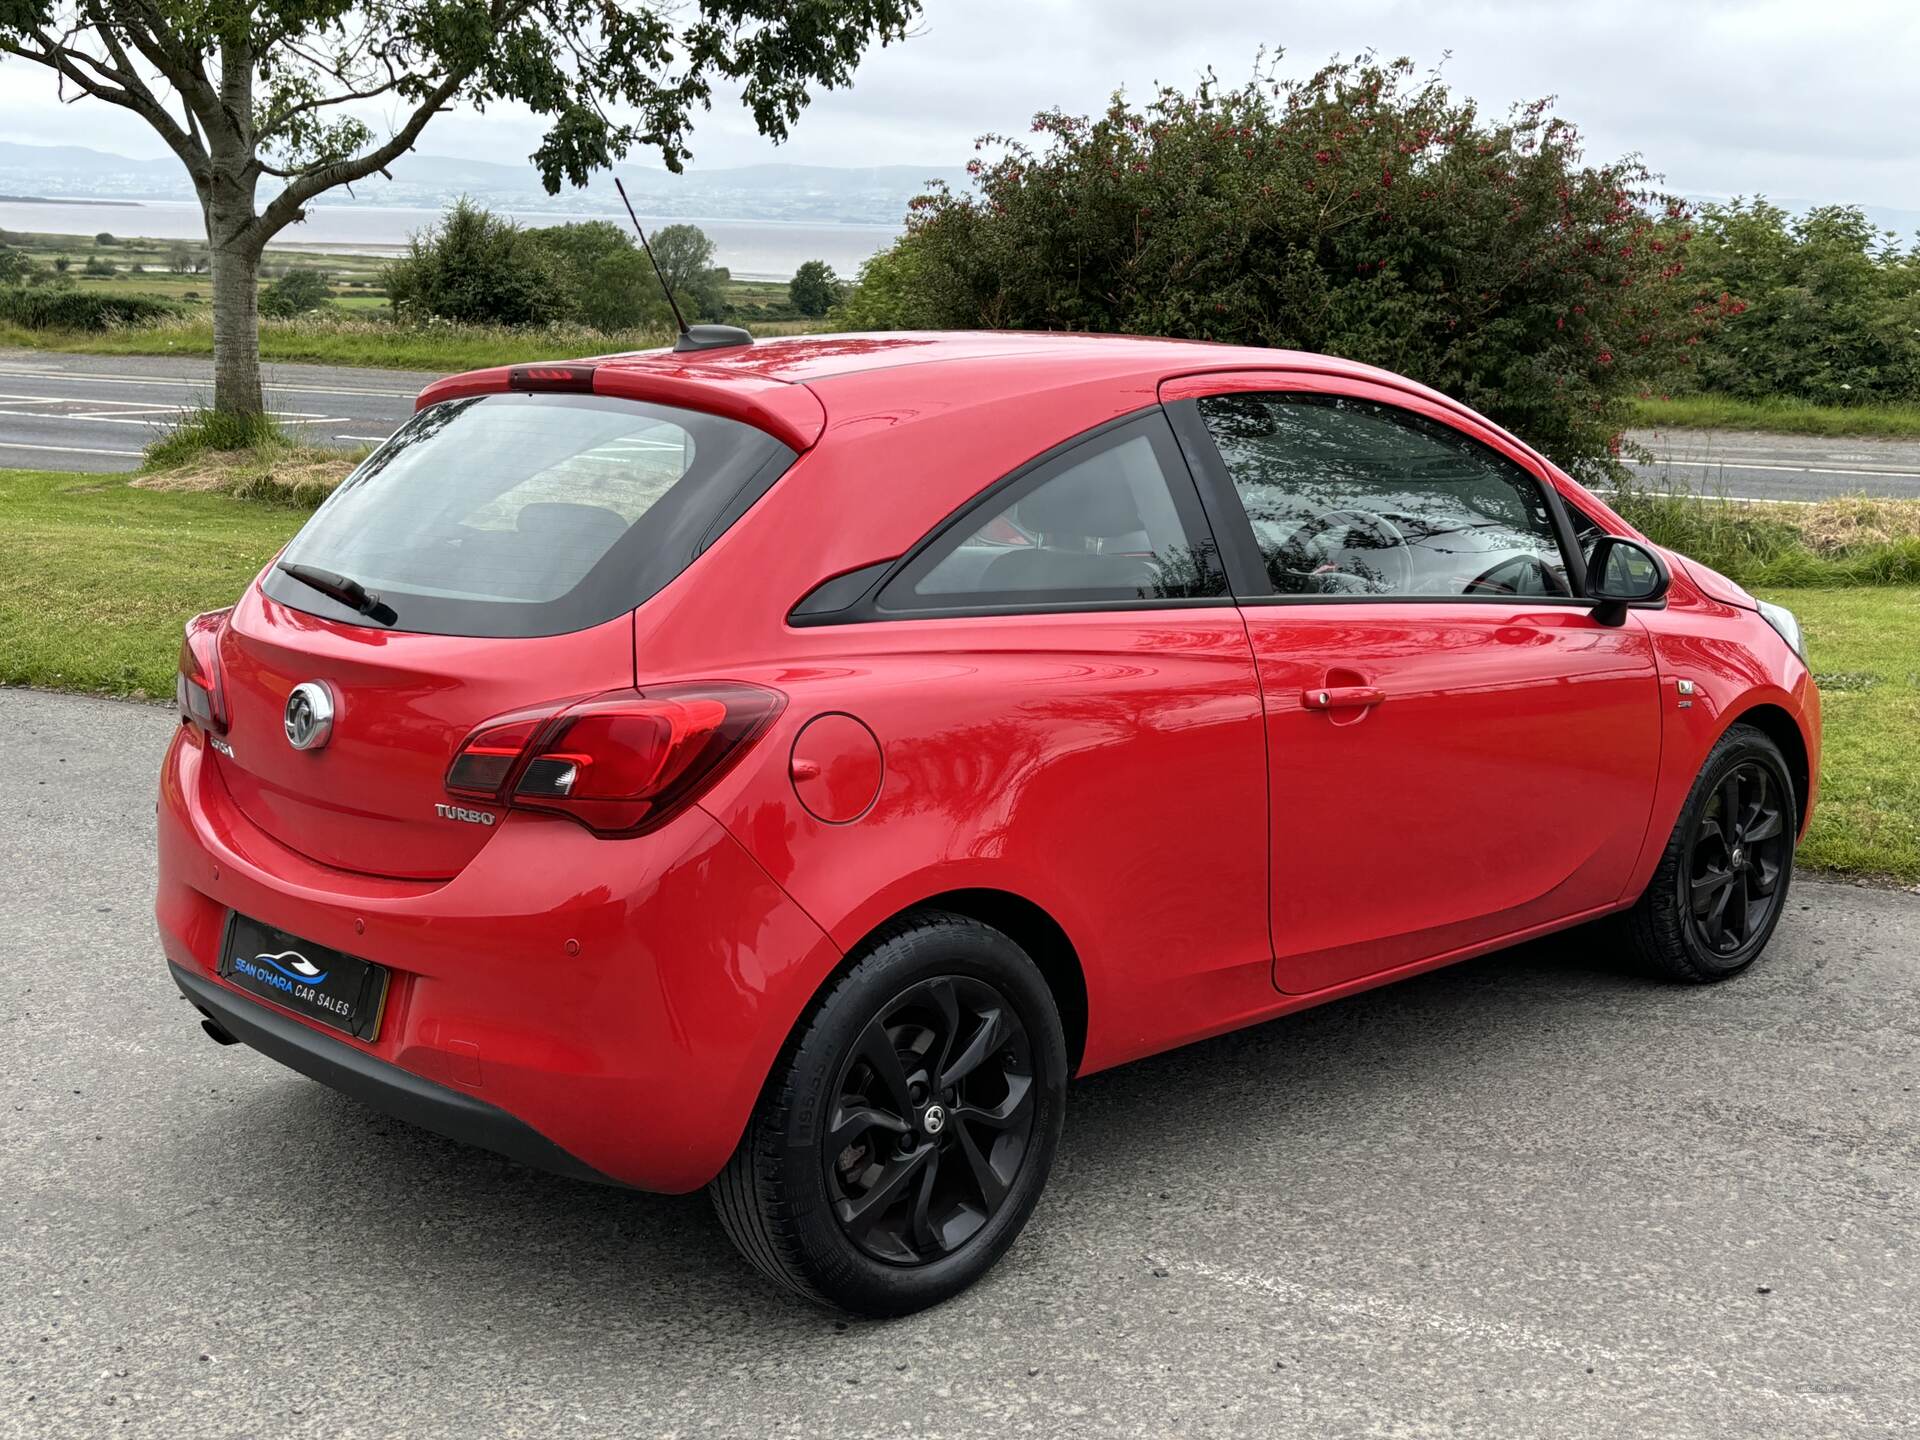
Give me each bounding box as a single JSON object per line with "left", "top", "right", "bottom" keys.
{"left": 0, "top": 140, "right": 968, "bottom": 225}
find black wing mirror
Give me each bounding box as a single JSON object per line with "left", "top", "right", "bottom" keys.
{"left": 1585, "top": 535, "right": 1670, "bottom": 627}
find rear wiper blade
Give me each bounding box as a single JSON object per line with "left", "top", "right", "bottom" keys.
{"left": 276, "top": 561, "right": 397, "bottom": 626}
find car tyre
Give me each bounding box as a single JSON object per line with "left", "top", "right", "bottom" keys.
{"left": 1623, "top": 723, "right": 1797, "bottom": 983}
{"left": 710, "top": 910, "right": 1068, "bottom": 1315}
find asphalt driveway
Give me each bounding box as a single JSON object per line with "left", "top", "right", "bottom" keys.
{"left": 3, "top": 686, "right": 1916, "bottom": 1438}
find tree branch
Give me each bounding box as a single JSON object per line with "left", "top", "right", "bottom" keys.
{"left": 2, "top": 31, "right": 208, "bottom": 182}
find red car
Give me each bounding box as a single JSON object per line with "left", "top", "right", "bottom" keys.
{"left": 157, "top": 331, "right": 1819, "bottom": 1314}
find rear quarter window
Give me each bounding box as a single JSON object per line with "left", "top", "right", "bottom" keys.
{"left": 263, "top": 392, "right": 793, "bottom": 637}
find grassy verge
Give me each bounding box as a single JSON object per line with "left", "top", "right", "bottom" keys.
{"left": 1627, "top": 395, "right": 1920, "bottom": 439}
{"left": 1779, "top": 587, "right": 1920, "bottom": 883}
{"left": 1608, "top": 487, "right": 1920, "bottom": 588}
{"left": 0, "top": 468, "right": 304, "bottom": 696}
{"left": 0, "top": 310, "right": 825, "bottom": 371}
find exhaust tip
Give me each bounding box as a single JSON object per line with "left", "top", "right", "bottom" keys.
{"left": 199, "top": 1015, "right": 240, "bottom": 1047}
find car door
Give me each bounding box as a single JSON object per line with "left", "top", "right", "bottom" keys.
{"left": 1162, "top": 373, "right": 1663, "bottom": 995}
{"left": 772, "top": 408, "right": 1278, "bottom": 1067}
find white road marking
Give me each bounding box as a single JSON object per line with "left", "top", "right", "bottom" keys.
{"left": 1638, "top": 456, "right": 1920, "bottom": 481}
{"left": 0, "top": 365, "right": 418, "bottom": 399}
{"left": 336, "top": 434, "right": 392, "bottom": 442}
{"left": 0, "top": 405, "right": 352, "bottom": 429}
{"left": 0, "top": 439, "right": 143, "bottom": 457}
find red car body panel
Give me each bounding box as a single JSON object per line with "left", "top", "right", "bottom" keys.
{"left": 155, "top": 331, "right": 1821, "bottom": 1192}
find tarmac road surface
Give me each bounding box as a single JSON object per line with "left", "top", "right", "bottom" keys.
{"left": 4, "top": 685, "right": 1918, "bottom": 1437}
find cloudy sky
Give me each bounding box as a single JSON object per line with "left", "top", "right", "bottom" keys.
{"left": 1, "top": 0, "right": 1914, "bottom": 209}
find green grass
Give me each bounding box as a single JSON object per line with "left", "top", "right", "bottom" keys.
{"left": 0, "top": 469, "right": 302, "bottom": 696}
{"left": 1628, "top": 395, "right": 1920, "bottom": 439}
{"left": 1609, "top": 484, "right": 1920, "bottom": 588}
{"left": 0, "top": 307, "right": 824, "bottom": 372}
{"left": 1779, "top": 587, "right": 1920, "bottom": 883}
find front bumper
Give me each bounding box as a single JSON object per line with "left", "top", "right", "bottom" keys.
{"left": 156, "top": 725, "right": 840, "bottom": 1192}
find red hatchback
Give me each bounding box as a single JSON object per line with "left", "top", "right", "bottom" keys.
{"left": 157, "top": 332, "right": 1820, "bottom": 1314}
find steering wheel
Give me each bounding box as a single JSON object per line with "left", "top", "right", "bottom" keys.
{"left": 1462, "top": 554, "right": 1569, "bottom": 598}
{"left": 1276, "top": 507, "right": 1414, "bottom": 595}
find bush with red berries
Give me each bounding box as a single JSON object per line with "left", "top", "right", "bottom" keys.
{"left": 841, "top": 56, "right": 1716, "bottom": 480}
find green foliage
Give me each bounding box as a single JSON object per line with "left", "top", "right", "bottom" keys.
{"left": 646, "top": 223, "right": 727, "bottom": 320}
{"left": 259, "top": 267, "right": 334, "bottom": 317}
{"left": 384, "top": 200, "right": 574, "bottom": 326}
{"left": 143, "top": 407, "right": 289, "bottom": 467}
{"left": 52, "top": 255, "right": 70, "bottom": 274}
{"left": 846, "top": 55, "right": 1718, "bottom": 481}
{"left": 0, "top": 243, "right": 32, "bottom": 285}
{"left": 788, "top": 259, "right": 843, "bottom": 316}
{"left": 1627, "top": 394, "right": 1920, "bottom": 439}
{"left": 81, "top": 253, "right": 115, "bottom": 277}
{"left": 1608, "top": 476, "right": 1920, "bottom": 588}
{"left": 524, "top": 220, "right": 673, "bottom": 331}
{"left": 94, "top": 232, "right": 115, "bottom": 246}
{"left": 1686, "top": 199, "right": 1920, "bottom": 404}
{"left": 833, "top": 243, "right": 942, "bottom": 329}
{"left": 0, "top": 288, "right": 182, "bottom": 329}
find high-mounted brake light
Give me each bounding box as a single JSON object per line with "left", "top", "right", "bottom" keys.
{"left": 445, "top": 682, "right": 784, "bottom": 836}
{"left": 508, "top": 364, "right": 596, "bottom": 394}
{"left": 176, "top": 607, "right": 232, "bottom": 734}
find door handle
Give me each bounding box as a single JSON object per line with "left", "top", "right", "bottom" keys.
{"left": 1302, "top": 686, "right": 1384, "bottom": 711}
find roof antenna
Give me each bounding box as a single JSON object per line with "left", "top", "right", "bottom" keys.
{"left": 614, "top": 175, "right": 752, "bottom": 355}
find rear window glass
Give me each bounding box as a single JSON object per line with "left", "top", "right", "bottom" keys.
{"left": 263, "top": 392, "right": 793, "bottom": 637}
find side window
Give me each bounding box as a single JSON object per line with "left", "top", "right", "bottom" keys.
{"left": 1565, "top": 501, "right": 1609, "bottom": 564}
{"left": 1195, "top": 393, "right": 1573, "bottom": 599}
{"left": 877, "top": 415, "right": 1226, "bottom": 612}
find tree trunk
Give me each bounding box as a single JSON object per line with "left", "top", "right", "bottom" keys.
{"left": 209, "top": 234, "right": 263, "bottom": 418}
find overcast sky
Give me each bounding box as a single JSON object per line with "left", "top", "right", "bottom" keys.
{"left": 1, "top": 0, "right": 1914, "bottom": 209}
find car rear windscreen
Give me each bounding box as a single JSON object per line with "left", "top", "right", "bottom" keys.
{"left": 261, "top": 392, "right": 795, "bottom": 637}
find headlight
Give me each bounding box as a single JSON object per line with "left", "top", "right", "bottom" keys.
{"left": 1757, "top": 599, "right": 1803, "bottom": 657}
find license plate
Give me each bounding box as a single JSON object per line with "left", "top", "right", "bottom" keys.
{"left": 218, "top": 913, "right": 389, "bottom": 1041}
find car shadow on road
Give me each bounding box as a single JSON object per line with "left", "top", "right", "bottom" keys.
{"left": 167, "top": 919, "right": 1668, "bottom": 1346}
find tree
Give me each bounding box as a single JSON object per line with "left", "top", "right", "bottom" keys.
{"left": 166, "top": 244, "right": 192, "bottom": 274}
{"left": 525, "top": 220, "right": 669, "bottom": 331}
{"left": 1687, "top": 199, "right": 1920, "bottom": 404}
{"left": 645, "top": 223, "right": 725, "bottom": 319}
{"left": 384, "top": 199, "right": 572, "bottom": 326}
{"left": 846, "top": 55, "right": 1717, "bottom": 480}
{"left": 0, "top": 242, "right": 33, "bottom": 284}
{"left": 788, "top": 258, "right": 842, "bottom": 316}
{"left": 1, "top": 1, "right": 920, "bottom": 417}
{"left": 260, "top": 266, "right": 333, "bottom": 316}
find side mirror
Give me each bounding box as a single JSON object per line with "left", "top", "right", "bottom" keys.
{"left": 1585, "top": 535, "right": 1669, "bottom": 626}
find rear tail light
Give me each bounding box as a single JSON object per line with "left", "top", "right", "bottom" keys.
{"left": 176, "top": 607, "right": 232, "bottom": 734}
{"left": 445, "top": 682, "right": 784, "bottom": 836}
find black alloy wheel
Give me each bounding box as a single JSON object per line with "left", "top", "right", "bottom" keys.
{"left": 711, "top": 911, "right": 1067, "bottom": 1315}
{"left": 1683, "top": 757, "right": 1792, "bottom": 959}
{"left": 825, "top": 975, "right": 1037, "bottom": 1265}
{"left": 1623, "top": 722, "right": 1797, "bottom": 982}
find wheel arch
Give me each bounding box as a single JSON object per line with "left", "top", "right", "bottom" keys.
{"left": 845, "top": 888, "right": 1091, "bottom": 1077}
{"left": 1724, "top": 700, "right": 1812, "bottom": 835}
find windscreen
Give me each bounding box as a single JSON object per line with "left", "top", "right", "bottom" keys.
{"left": 262, "top": 392, "right": 793, "bottom": 637}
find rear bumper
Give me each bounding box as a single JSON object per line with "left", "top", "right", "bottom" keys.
{"left": 156, "top": 724, "right": 842, "bottom": 1192}
{"left": 171, "top": 960, "right": 614, "bottom": 1185}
